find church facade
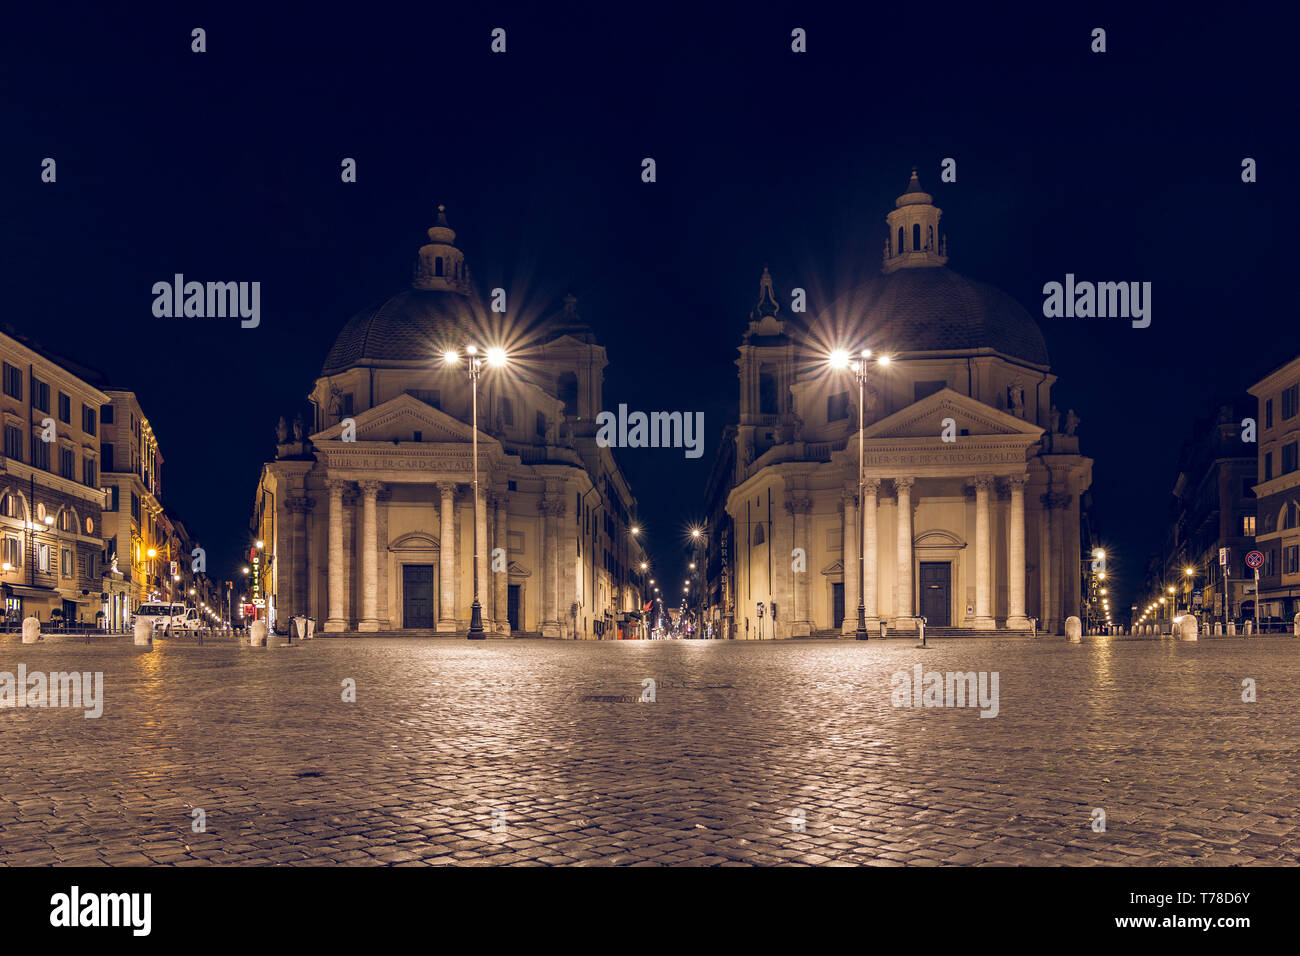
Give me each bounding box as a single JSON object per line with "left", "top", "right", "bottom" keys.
{"left": 712, "top": 171, "right": 1092, "bottom": 638}
{"left": 254, "top": 208, "right": 647, "bottom": 637}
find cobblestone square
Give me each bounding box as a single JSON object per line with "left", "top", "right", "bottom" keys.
{"left": 1, "top": 635, "right": 1296, "bottom": 866}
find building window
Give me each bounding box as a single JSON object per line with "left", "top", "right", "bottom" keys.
{"left": 101, "top": 403, "right": 114, "bottom": 425}
{"left": 131, "top": 492, "right": 140, "bottom": 521}
{"left": 101, "top": 442, "right": 114, "bottom": 472}
{"left": 58, "top": 392, "right": 71, "bottom": 424}
{"left": 1284, "top": 386, "right": 1299, "bottom": 421}
{"left": 30, "top": 436, "right": 50, "bottom": 471}
{"left": 1265, "top": 549, "right": 1276, "bottom": 576}
{"left": 912, "top": 223, "right": 921, "bottom": 251}
{"left": 32, "top": 378, "right": 49, "bottom": 412}
{"left": 2, "top": 364, "right": 21, "bottom": 401}
{"left": 60, "top": 446, "right": 75, "bottom": 479}
{"left": 38, "top": 544, "right": 49, "bottom": 573}
{"left": 103, "top": 486, "right": 119, "bottom": 512}
{"left": 1266, "top": 398, "right": 1274, "bottom": 429}
{"left": 536, "top": 411, "right": 547, "bottom": 438}
{"left": 1243, "top": 515, "right": 1256, "bottom": 536}
{"left": 507, "top": 480, "right": 517, "bottom": 492}
{"left": 1283, "top": 442, "right": 1298, "bottom": 475}
{"left": 1265, "top": 452, "right": 1274, "bottom": 481}
{"left": 82, "top": 405, "right": 96, "bottom": 436}
{"left": 4, "top": 426, "right": 22, "bottom": 462}
{"left": 61, "top": 549, "right": 72, "bottom": 577}
{"left": 500, "top": 397, "right": 514, "bottom": 426}
{"left": 435, "top": 256, "right": 444, "bottom": 277}
{"left": 557, "top": 373, "right": 579, "bottom": 417}
{"left": 759, "top": 372, "right": 778, "bottom": 415}
{"left": 59, "top": 509, "right": 73, "bottom": 531}
{"left": 827, "top": 391, "right": 850, "bottom": 422}
{"left": 1285, "top": 545, "right": 1299, "bottom": 575}
{"left": 0, "top": 494, "right": 17, "bottom": 518}
{"left": 3, "top": 537, "right": 20, "bottom": 567}
{"left": 897, "top": 227, "right": 904, "bottom": 255}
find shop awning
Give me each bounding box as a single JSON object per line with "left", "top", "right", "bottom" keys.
{"left": 3, "top": 584, "right": 60, "bottom": 600}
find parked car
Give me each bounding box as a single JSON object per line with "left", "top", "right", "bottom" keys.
{"left": 133, "top": 603, "right": 203, "bottom": 634}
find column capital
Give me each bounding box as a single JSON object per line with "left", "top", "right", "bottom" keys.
{"left": 1041, "top": 491, "right": 1071, "bottom": 510}
{"left": 436, "top": 481, "right": 458, "bottom": 498}
{"left": 840, "top": 488, "right": 858, "bottom": 509}
{"left": 862, "top": 477, "right": 882, "bottom": 496}
{"left": 784, "top": 494, "right": 813, "bottom": 515}
{"left": 357, "top": 479, "right": 383, "bottom": 497}
{"left": 285, "top": 496, "right": 314, "bottom": 514}
{"left": 971, "top": 474, "right": 996, "bottom": 492}
{"left": 324, "top": 478, "right": 351, "bottom": 495}
{"left": 1004, "top": 473, "right": 1029, "bottom": 492}
{"left": 894, "top": 476, "right": 915, "bottom": 494}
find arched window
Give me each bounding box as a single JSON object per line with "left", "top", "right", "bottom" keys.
{"left": 435, "top": 257, "right": 444, "bottom": 277}
{"left": 752, "top": 524, "right": 766, "bottom": 547}
{"left": 913, "top": 223, "right": 921, "bottom": 251}
{"left": 759, "top": 371, "right": 778, "bottom": 415}
{"left": 0, "top": 493, "right": 17, "bottom": 518}
{"left": 556, "top": 372, "right": 579, "bottom": 417}
{"left": 897, "top": 227, "right": 904, "bottom": 254}
{"left": 927, "top": 225, "right": 934, "bottom": 251}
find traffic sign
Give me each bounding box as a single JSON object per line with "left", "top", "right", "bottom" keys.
{"left": 1219, "top": 547, "right": 1228, "bottom": 566}
{"left": 1246, "top": 550, "right": 1264, "bottom": 569}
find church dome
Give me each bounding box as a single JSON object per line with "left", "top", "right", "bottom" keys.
{"left": 829, "top": 266, "right": 1050, "bottom": 366}
{"left": 321, "top": 205, "right": 479, "bottom": 376}
{"left": 321, "top": 288, "right": 477, "bottom": 375}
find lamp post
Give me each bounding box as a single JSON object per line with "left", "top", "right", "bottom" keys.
{"left": 830, "top": 348, "right": 889, "bottom": 640}
{"left": 444, "top": 344, "right": 507, "bottom": 639}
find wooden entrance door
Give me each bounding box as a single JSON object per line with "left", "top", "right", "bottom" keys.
{"left": 402, "top": 564, "right": 435, "bottom": 629}
{"left": 918, "top": 562, "right": 951, "bottom": 626}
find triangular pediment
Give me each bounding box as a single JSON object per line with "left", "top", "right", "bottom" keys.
{"left": 862, "top": 388, "right": 1043, "bottom": 441}
{"left": 312, "top": 393, "right": 492, "bottom": 445}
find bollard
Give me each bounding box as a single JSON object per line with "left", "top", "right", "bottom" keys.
{"left": 294, "top": 615, "right": 308, "bottom": 642}
{"left": 21, "top": 616, "right": 41, "bottom": 644}
{"left": 249, "top": 620, "right": 268, "bottom": 647}
{"left": 1244, "top": 619, "right": 1253, "bottom": 636}
{"left": 1293, "top": 612, "right": 1300, "bottom": 637}
{"left": 1227, "top": 621, "right": 1236, "bottom": 636}
{"left": 1215, "top": 622, "right": 1223, "bottom": 636}
{"left": 1066, "top": 615, "right": 1082, "bottom": 643}
{"left": 1179, "top": 614, "right": 1198, "bottom": 641}
{"left": 880, "top": 621, "right": 888, "bottom": 639}
{"left": 133, "top": 617, "right": 154, "bottom": 647}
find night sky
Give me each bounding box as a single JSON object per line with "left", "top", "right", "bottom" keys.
{"left": 3, "top": 3, "right": 1295, "bottom": 616}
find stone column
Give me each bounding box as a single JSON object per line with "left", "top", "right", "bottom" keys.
{"left": 895, "top": 477, "right": 915, "bottom": 628}
{"left": 840, "top": 490, "right": 858, "bottom": 636}
{"left": 862, "top": 478, "right": 880, "bottom": 631}
{"left": 1038, "top": 496, "right": 1053, "bottom": 633}
{"left": 540, "top": 498, "right": 561, "bottom": 637}
{"left": 437, "top": 482, "right": 457, "bottom": 632}
{"left": 972, "top": 475, "right": 996, "bottom": 630}
{"left": 1064, "top": 490, "right": 1082, "bottom": 627}
{"left": 785, "top": 495, "right": 813, "bottom": 637}
{"left": 554, "top": 497, "right": 573, "bottom": 638}
{"left": 492, "top": 492, "right": 509, "bottom": 634}
{"left": 324, "top": 479, "right": 348, "bottom": 632}
{"left": 1006, "top": 475, "right": 1030, "bottom": 629}
{"left": 357, "top": 480, "right": 382, "bottom": 632}
{"left": 473, "top": 483, "right": 491, "bottom": 632}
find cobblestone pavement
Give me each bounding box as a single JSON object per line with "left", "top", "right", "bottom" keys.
{"left": 1, "top": 635, "right": 1297, "bottom": 866}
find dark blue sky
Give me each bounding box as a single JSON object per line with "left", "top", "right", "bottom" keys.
{"left": 3, "top": 3, "right": 1295, "bottom": 614}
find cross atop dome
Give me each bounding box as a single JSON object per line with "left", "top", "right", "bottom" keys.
{"left": 883, "top": 168, "right": 948, "bottom": 274}
{"left": 413, "top": 204, "right": 470, "bottom": 294}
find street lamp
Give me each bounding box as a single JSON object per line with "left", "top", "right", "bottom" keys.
{"left": 830, "top": 347, "right": 889, "bottom": 640}
{"left": 444, "top": 343, "right": 508, "bottom": 639}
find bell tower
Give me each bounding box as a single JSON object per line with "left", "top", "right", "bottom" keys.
{"left": 882, "top": 168, "right": 948, "bottom": 274}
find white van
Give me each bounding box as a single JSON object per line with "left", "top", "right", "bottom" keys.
{"left": 134, "top": 603, "right": 202, "bottom": 633}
